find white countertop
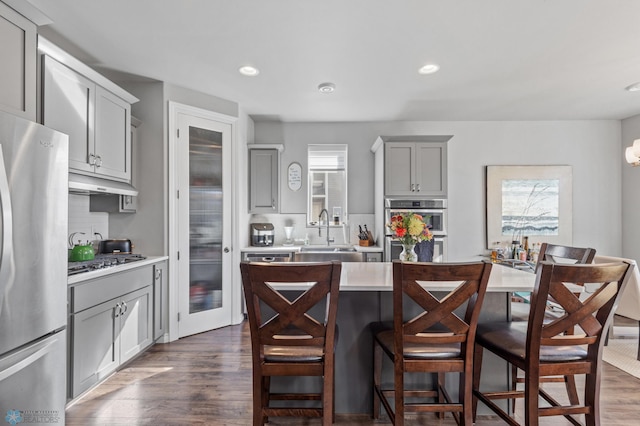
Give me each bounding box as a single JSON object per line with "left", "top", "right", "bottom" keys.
{"left": 270, "top": 262, "right": 536, "bottom": 292}
{"left": 67, "top": 255, "right": 169, "bottom": 285}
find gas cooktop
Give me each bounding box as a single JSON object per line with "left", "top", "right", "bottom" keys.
{"left": 68, "top": 253, "right": 147, "bottom": 276}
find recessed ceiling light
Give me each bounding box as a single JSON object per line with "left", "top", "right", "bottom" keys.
{"left": 318, "top": 82, "right": 336, "bottom": 93}
{"left": 239, "top": 66, "right": 259, "bottom": 76}
{"left": 625, "top": 82, "right": 640, "bottom": 92}
{"left": 418, "top": 64, "right": 440, "bottom": 75}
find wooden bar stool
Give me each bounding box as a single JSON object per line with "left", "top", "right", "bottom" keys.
{"left": 473, "top": 260, "right": 631, "bottom": 426}
{"left": 511, "top": 243, "right": 596, "bottom": 407}
{"left": 370, "top": 260, "right": 492, "bottom": 426}
{"left": 240, "top": 261, "right": 341, "bottom": 426}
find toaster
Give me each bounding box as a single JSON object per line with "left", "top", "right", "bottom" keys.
{"left": 250, "top": 223, "right": 275, "bottom": 246}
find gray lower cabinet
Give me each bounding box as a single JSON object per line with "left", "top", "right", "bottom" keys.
{"left": 69, "top": 266, "right": 154, "bottom": 399}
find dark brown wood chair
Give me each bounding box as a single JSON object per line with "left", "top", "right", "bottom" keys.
{"left": 240, "top": 261, "right": 342, "bottom": 426}
{"left": 511, "top": 243, "right": 596, "bottom": 407}
{"left": 371, "top": 260, "right": 493, "bottom": 426}
{"left": 473, "top": 260, "right": 631, "bottom": 426}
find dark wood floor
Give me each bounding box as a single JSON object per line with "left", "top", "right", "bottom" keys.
{"left": 66, "top": 321, "right": 640, "bottom": 425}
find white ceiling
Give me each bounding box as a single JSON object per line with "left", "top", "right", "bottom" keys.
{"left": 26, "top": 0, "right": 640, "bottom": 122}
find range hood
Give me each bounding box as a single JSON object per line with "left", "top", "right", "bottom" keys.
{"left": 68, "top": 173, "right": 138, "bottom": 196}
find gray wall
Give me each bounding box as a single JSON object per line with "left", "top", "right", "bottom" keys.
{"left": 255, "top": 120, "right": 623, "bottom": 261}
{"left": 622, "top": 114, "right": 640, "bottom": 262}
{"left": 110, "top": 81, "right": 166, "bottom": 256}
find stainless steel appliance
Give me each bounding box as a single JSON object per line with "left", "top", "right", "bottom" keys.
{"left": 0, "top": 112, "right": 68, "bottom": 423}
{"left": 250, "top": 223, "right": 275, "bottom": 246}
{"left": 243, "top": 251, "right": 292, "bottom": 263}
{"left": 67, "top": 253, "right": 147, "bottom": 276}
{"left": 384, "top": 198, "right": 448, "bottom": 262}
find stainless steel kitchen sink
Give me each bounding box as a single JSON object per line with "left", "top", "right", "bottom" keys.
{"left": 300, "top": 246, "right": 356, "bottom": 252}
{"left": 294, "top": 246, "right": 363, "bottom": 262}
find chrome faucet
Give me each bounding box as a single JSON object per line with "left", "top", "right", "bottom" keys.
{"left": 318, "top": 209, "right": 334, "bottom": 246}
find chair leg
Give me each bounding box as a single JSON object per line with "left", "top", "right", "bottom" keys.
{"left": 637, "top": 321, "right": 640, "bottom": 361}
{"left": 395, "top": 358, "right": 405, "bottom": 426}
{"left": 471, "top": 342, "right": 484, "bottom": 423}
{"left": 511, "top": 364, "right": 519, "bottom": 411}
{"left": 373, "top": 341, "right": 382, "bottom": 419}
{"left": 524, "top": 369, "right": 541, "bottom": 426}
{"left": 564, "top": 375, "right": 580, "bottom": 406}
{"left": 252, "top": 372, "right": 266, "bottom": 426}
{"left": 323, "top": 358, "right": 334, "bottom": 426}
{"left": 461, "top": 364, "right": 474, "bottom": 426}
{"left": 584, "top": 371, "right": 600, "bottom": 426}
{"left": 437, "top": 372, "right": 445, "bottom": 419}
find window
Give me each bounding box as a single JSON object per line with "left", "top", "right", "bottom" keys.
{"left": 307, "top": 144, "right": 348, "bottom": 226}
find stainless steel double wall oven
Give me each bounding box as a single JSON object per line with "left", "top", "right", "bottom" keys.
{"left": 384, "top": 198, "right": 447, "bottom": 262}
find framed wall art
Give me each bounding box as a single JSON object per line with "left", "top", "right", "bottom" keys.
{"left": 486, "top": 165, "right": 572, "bottom": 249}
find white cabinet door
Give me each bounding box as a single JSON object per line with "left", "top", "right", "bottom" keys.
{"left": 42, "top": 55, "right": 95, "bottom": 174}
{"left": 95, "top": 86, "right": 131, "bottom": 181}
{"left": 119, "top": 286, "right": 153, "bottom": 364}
{"left": 0, "top": 2, "right": 36, "bottom": 120}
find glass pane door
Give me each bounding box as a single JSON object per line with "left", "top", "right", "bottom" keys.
{"left": 175, "top": 110, "right": 232, "bottom": 338}
{"left": 188, "top": 126, "right": 222, "bottom": 313}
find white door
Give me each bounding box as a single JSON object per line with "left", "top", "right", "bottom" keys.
{"left": 175, "top": 111, "right": 233, "bottom": 337}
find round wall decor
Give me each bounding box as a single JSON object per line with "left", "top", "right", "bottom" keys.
{"left": 287, "top": 162, "right": 302, "bottom": 191}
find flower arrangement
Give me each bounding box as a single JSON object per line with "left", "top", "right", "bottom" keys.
{"left": 387, "top": 212, "right": 433, "bottom": 246}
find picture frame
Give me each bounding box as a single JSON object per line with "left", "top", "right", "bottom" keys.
{"left": 486, "top": 165, "right": 572, "bottom": 249}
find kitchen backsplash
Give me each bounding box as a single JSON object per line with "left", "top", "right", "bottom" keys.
{"left": 248, "top": 213, "right": 375, "bottom": 246}
{"left": 68, "top": 194, "right": 109, "bottom": 245}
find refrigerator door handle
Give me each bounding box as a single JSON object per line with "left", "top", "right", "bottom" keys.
{"left": 0, "top": 146, "right": 15, "bottom": 314}
{"left": 0, "top": 335, "right": 57, "bottom": 382}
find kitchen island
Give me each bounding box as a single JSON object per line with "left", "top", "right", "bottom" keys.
{"left": 266, "top": 261, "right": 535, "bottom": 414}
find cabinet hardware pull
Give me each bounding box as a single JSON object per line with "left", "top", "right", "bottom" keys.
{"left": 115, "top": 303, "right": 121, "bottom": 318}
{"left": 121, "top": 301, "right": 128, "bottom": 315}
{"left": 411, "top": 183, "right": 415, "bottom": 192}
{"left": 89, "top": 153, "right": 96, "bottom": 165}
{"left": 95, "top": 155, "right": 102, "bottom": 168}
{"left": 416, "top": 184, "right": 421, "bottom": 191}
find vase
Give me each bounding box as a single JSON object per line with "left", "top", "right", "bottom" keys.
{"left": 399, "top": 243, "right": 417, "bottom": 262}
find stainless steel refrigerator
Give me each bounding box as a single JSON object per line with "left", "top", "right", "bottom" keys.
{"left": 0, "top": 111, "right": 68, "bottom": 424}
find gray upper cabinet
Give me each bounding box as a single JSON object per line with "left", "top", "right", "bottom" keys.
{"left": 249, "top": 147, "right": 280, "bottom": 213}
{"left": 94, "top": 86, "right": 132, "bottom": 181}
{"left": 384, "top": 141, "right": 448, "bottom": 197}
{"left": 40, "top": 37, "right": 137, "bottom": 183}
{"left": 0, "top": 2, "right": 36, "bottom": 120}
{"left": 42, "top": 55, "right": 95, "bottom": 174}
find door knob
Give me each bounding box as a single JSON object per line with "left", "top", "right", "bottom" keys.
{"left": 223, "top": 247, "right": 230, "bottom": 253}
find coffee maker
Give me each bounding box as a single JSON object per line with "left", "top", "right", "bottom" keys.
{"left": 250, "top": 223, "right": 275, "bottom": 246}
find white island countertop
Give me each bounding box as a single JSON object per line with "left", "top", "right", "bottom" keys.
{"left": 270, "top": 261, "right": 536, "bottom": 292}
